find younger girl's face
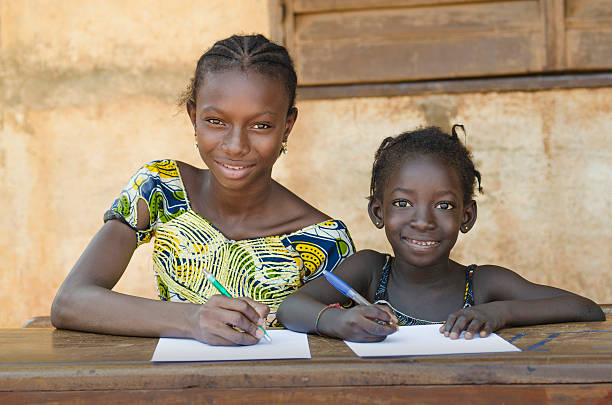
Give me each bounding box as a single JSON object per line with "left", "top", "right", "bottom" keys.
{"left": 370, "top": 156, "right": 475, "bottom": 268}
{"left": 188, "top": 69, "right": 296, "bottom": 190}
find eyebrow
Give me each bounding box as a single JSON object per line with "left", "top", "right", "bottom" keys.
{"left": 390, "top": 188, "right": 459, "bottom": 198}
{"left": 199, "top": 106, "right": 278, "bottom": 117}
{"left": 434, "top": 190, "right": 459, "bottom": 198}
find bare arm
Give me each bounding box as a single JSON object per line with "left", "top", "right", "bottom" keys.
{"left": 442, "top": 265, "right": 605, "bottom": 339}
{"left": 51, "top": 218, "right": 268, "bottom": 345}
{"left": 277, "top": 250, "right": 397, "bottom": 342}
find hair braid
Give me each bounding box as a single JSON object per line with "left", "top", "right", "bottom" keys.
{"left": 369, "top": 126, "right": 483, "bottom": 203}
{"left": 179, "top": 34, "right": 297, "bottom": 114}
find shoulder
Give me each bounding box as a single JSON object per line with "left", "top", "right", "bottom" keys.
{"left": 473, "top": 264, "right": 525, "bottom": 281}
{"left": 334, "top": 250, "right": 387, "bottom": 293}
{"left": 334, "top": 250, "right": 386, "bottom": 275}
{"left": 123, "top": 159, "right": 182, "bottom": 189}
{"left": 136, "top": 159, "right": 180, "bottom": 177}
{"left": 175, "top": 160, "right": 206, "bottom": 184}
{"left": 472, "top": 264, "right": 539, "bottom": 303}
{"left": 273, "top": 182, "right": 330, "bottom": 227}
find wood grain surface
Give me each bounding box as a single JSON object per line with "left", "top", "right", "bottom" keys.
{"left": 1, "top": 320, "right": 611, "bottom": 403}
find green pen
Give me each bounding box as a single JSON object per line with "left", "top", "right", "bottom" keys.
{"left": 203, "top": 270, "right": 272, "bottom": 342}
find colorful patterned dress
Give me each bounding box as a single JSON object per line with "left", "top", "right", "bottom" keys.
{"left": 104, "top": 160, "right": 355, "bottom": 325}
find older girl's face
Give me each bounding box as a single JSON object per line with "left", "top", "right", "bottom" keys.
{"left": 187, "top": 69, "right": 296, "bottom": 190}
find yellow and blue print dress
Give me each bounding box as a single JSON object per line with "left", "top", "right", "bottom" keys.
{"left": 104, "top": 159, "right": 355, "bottom": 325}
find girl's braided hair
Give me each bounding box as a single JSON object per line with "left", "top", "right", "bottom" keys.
{"left": 180, "top": 34, "right": 297, "bottom": 114}
{"left": 369, "top": 125, "right": 482, "bottom": 204}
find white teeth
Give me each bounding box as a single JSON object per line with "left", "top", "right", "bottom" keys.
{"left": 409, "top": 239, "right": 438, "bottom": 246}
{"left": 221, "top": 163, "right": 245, "bottom": 170}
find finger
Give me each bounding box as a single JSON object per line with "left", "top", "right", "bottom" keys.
{"left": 479, "top": 322, "right": 493, "bottom": 338}
{"left": 364, "top": 305, "right": 397, "bottom": 325}
{"left": 355, "top": 335, "right": 389, "bottom": 343}
{"left": 199, "top": 320, "right": 261, "bottom": 346}
{"left": 375, "top": 304, "right": 399, "bottom": 325}
{"left": 219, "top": 324, "right": 261, "bottom": 346}
{"left": 361, "top": 317, "right": 398, "bottom": 337}
{"left": 224, "top": 310, "right": 264, "bottom": 339}
{"left": 209, "top": 295, "right": 263, "bottom": 325}
{"left": 199, "top": 332, "right": 241, "bottom": 346}
{"left": 238, "top": 297, "right": 270, "bottom": 322}
{"left": 464, "top": 318, "right": 484, "bottom": 339}
{"left": 444, "top": 313, "right": 459, "bottom": 336}
{"left": 449, "top": 314, "right": 471, "bottom": 339}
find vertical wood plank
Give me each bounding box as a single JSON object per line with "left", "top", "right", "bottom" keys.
{"left": 542, "top": 0, "right": 566, "bottom": 70}
{"left": 283, "top": 0, "right": 296, "bottom": 54}
{"left": 268, "top": 0, "right": 286, "bottom": 44}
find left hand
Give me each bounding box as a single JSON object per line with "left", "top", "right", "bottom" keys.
{"left": 439, "top": 302, "right": 506, "bottom": 339}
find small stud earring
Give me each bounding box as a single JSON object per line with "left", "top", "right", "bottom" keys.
{"left": 375, "top": 221, "right": 381, "bottom": 227}
{"left": 194, "top": 140, "right": 198, "bottom": 149}
{"left": 281, "top": 141, "right": 288, "bottom": 154}
{"left": 464, "top": 226, "right": 469, "bottom": 231}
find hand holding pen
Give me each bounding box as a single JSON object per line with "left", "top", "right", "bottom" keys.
{"left": 190, "top": 270, "right": 271, "bottom": 346}
{"left": 319, "top": 270, "right": 398, "bottom": 342}
{"left": 203, "top": 270, "right": 272, "bottom": 342}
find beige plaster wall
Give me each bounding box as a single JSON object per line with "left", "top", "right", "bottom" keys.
{"left": 275, "top": 89, "right": 612, "bottom": 305}
{"left": 1, "top": 1, "right": 610, "bottom": 328}
{"left": 0, "top": 0, "right": 275, "bottom": 327}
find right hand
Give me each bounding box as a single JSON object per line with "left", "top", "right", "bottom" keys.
{"left": 190, "top": 295, "right": 270, "bottom": 346}
{"left": 326, "top": 304, "right": 398, "bottom": 342}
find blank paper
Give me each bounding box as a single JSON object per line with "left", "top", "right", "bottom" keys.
{"left": 344, "top": 325, "right": 520, "bottom": 357}
{"left": 151, "top": 330, "right": 311, "bottom": 362}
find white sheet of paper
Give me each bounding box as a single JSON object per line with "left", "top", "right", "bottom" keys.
{"left": 151, "top": 330, "right": 311, "bottom": 362}
{"left": 344, "top": 325, "right": 521, "bottom": 357}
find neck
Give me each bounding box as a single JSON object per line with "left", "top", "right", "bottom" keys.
{"left": 390, "top": 257, "right": 455, "bottom": 286}
{"left": 203, "top": 170, "right": 276, "bottom": 217}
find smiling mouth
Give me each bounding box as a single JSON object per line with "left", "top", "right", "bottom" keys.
{"left": 405, "top": 238, "right": 440, "bottom": 247}
{"left": 217, "top": 161, "right": 253, "bottom": 170}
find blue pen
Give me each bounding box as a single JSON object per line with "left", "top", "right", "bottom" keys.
{"left": 321, "top": 270, "right": 395, "bottom": 325}
{"left": 321, "top": 270, "right": 372, "bottom": 306}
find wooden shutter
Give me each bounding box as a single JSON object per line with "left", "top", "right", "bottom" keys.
{"left": 284, "top": 0, "right": 612, "bottom": 87}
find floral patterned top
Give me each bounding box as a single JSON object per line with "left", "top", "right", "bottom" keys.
{"left": 104, "top": 159, "right": 355, "bottom": 325}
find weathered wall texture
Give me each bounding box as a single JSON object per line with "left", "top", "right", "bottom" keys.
{"left": 1, "top": 1, "right": 610, "bottom": 328}
{"left": 0, "top": 0, "right": 275, "bottom": 327}
{"left": 275, "top": 89, "right": 612, "bottom": 304}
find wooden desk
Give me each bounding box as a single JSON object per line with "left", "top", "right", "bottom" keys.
{"left": 1, "top": 321, "right": 611, "bottom": 404}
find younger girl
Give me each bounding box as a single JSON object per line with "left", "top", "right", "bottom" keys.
{"left": 277, "top": 126, "right": 604, "bottom": 342}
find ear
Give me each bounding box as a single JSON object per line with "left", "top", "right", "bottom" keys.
{"left": 368, "top": 198, "right": 384, "bottom": 228}
{"left": 187, "top": 100, "right": 197, "bottom": 129}
{"left": 282, "top": 107, "right": 298, "bottom": 142}
{"left": 460, "top": 200, "right": 477, "bottom": 233}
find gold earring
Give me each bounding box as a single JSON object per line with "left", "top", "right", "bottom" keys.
{"left": 464, "top": 226, "right": 469, "bottom": 231}
{"left": 281, "top": 141, "right": 288, "bottom": 154}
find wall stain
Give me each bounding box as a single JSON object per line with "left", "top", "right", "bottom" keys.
{"left": 418, "top": 96, "right": 458, "bottom": 132}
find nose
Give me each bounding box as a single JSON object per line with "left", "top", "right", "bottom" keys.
{"left": 410, "top": 205, "right": 435, "bottom": 231}
{"left": 221, "top": 125, "right": 250, "bottom": 157}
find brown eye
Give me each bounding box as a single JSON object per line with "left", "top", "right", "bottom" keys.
{"left": 392, "top": 200, "right": 411, "bottom": 208}
{"left": 435, "top": 201, "right": 454, "bottom": 210}
{"left": 253, "top": 123, "right": 271, "bottom": 129}
{"left": 206, "top": 118, "right": 223, "bottom": 126}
